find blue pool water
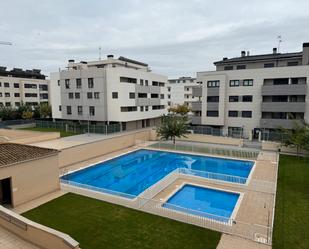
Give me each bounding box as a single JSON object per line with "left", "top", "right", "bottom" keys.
{"left": 63, "top": 149, "right": 253, "bottom": 198}
{"left": 164, "top": 184, "right": 240, "bottom": 222}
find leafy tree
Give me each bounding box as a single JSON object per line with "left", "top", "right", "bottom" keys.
{"left": 0, "top": 106, "right": 18, "bottom": 120}
{"left": 16, "top": 104, "right": 32, "bottom": 119}
{"left": 156, "top": 114, "right": 189, "bottom": 144}
{"left": 168, "top": 104, "right": 191, "bottom": 116}
{"left": 22, "top": 111, "right": 34, "bottom": 120}
{"left": 34, "top": 103, "right": 52, "bottom": 118}
{"left": 281, "top": 121, "right": 309, "bottom": 156}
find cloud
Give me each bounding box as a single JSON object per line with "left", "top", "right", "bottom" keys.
{"left": 0, "top": 0, "right": 309, "bottom": 77}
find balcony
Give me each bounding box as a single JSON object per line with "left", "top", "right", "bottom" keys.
{"left": 260, "top": 119, "right": 303, "bottom": 129}
{"left": 190, "top": 116, "right": 201, "bottom": 125}
{"left": 262, "top": 84, "right": 307, "bottom": 96}
{"left": 191, "top": 101, "right": 201, "bottom": 111}
{"left": 261, "top": 102, "right": 306, "bottom": 112}
{"left": 192, "top": 86, "right": 202, "bottom": 97}
{"left": 207, "top": 102, "right": 219, "bottom": 111}
{"left": 136, "top": 98, "right": 160, "bottom": 106}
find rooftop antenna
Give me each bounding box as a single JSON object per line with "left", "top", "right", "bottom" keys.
{"left": 99, "top": 46, "right": 102, "bottom": 60}
{"left": 277, "top": 35, "right": 282, "bottom": 53}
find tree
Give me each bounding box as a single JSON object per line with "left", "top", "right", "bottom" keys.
{"left": 168, "top": 104, "right": 191, "bottom": 116}
{"left": 156, "top": 114, "right": 189, "bottom": 144}
{"left": 280, "top": 121, "right": 309, "bottom": 156}
{"left": 22, "top": 111, "right": 34, "bottom": 120}
{"left": 34, "top": 103, "right": 52, "bottom": 118}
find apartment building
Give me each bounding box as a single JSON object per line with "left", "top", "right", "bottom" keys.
{"left": 191, "top": 43, "right": 309, "bottom": 139}
{"left": 51, "top": 55, "right": 167, "bottom": 131}
{"left": 0, "top": 67, "right": 49, "bottom": 108}
{"left": 167, "top": 77, "right": 199, "bottom": 108}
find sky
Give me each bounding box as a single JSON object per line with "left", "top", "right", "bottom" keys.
{"left": 1, "top": 0, "right": 309, "bottom": 78}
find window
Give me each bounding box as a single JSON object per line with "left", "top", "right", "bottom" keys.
{"left": 87, "top": 92, "right": 93, "bottom": 99}
{"left": 75, "top": 92, "right": 80, "bottom": 99}
{"left": 15, "top": 102, "right": 20, "bottom": 107}
{"left": 152, "top": 81, "right": 159, "bottom": 86}
{"left": 88, "top": 78, "right": 94, "bottom": 88}
{"left": 66, "top": 106, "right": 72, "bottom": 115}
{"left": 168, "top": 87, "right": 171, "bottom": 92}
{"left": 5, "top": 93, "right": 10, "bottom": 97}
{"left": 112, "top": 92, "right": 118, "bottom": 99}
{"left": 57, "top": 80, "right": 60, "bottom": 86}
{"left": 77, "top": 106, "right": 83, "bottom": 115}
{"left": 151, "top": 93, "right": 159, "bottom": 98}
{"left": 0, "top": 82, "right": 1, "bottom": 87}
{"left": 264, "top": 63, "right": 274, "bottom": 68}
{"left": 207, "top": 96, "right": 219, "bottom": 102}
{"left": 243, "top": 79, "right": 253, "bottom": 86}
{"left": 4, "top": 83, "right": 9, "bottom": 88}
{"left": 242, "top": 95, "right": 253, "bottom": 102}
{"left": 24, "top": 93, "right": 37, "bottom": 98}
{"left": 145, "top": 106, "right": 149, "bottom": 111}
{"left": 287, "top": 61, "right": 299, "bottom": 66}
{"left": 159, "top": 82, "right": 165, "bottom": 87}
{"left": 160, "top": 94, "right": 164, "bottom": 99}
{"left": 138, "top": 93, "right": 147, "bottom": 98}
{"left": 228, "top": 111, "right": 238, "bottom": 117}
{"left": 152, "top": 105, "right": 165, "bottom": 110}
{"left": 5, "top": 102, "right": 11, "bottom": 106}
{"left": 168, "top": 94, "right": 171, "bottom": 99}
{"left": 94, "top": 92, "right": 100, "bottom": 99}
{"left": 237, "top": 65, "right": 246, "bottom": 70}
{"left": 207, "top": 80, "right": 220, "bottom": 88}
{"left": 140, "top": 106, "right": 144, "bottom": 112}
{"left": 68, "top": 92, "right": 74, "bottom": 99}
{"left": 229, "top": 80, "right": 240, "bottom": 87}
{"left": 207, "top": 111, "right": 219, "bottom": 117}
{"left": 129, "top": 92, "right": 135, "bottom": 99}
{"left": 120, "top": 77, "right": 137, "bottom": 83}
{"left": 140, "top": 79, "right": 144, "bottom": 85}
{"left": 145, "top": 80, "right": 148, "bottom": 86}
{"left": 274, "top": 78, "right": 288, "bottom": 85}
{"left": 14, "top": 93, "right": 20, "bottom": 97}
{"left": 224, "top": 66, "right": 233, "bottom": 70}
{"left": 242, "top": 111, "right": 252, "bottom": 118}
{"left": 0, "top": 93, "right": 2, "bottom": 97}
{"left": 229, "top": 96, "right": 239, "bottom": 102}
{"left": 14, "top": 83, "right": 19, "bottom": 88}
{"left": 89, "top": 106, "right": 95, "bottom": 116}
{"left": 120, "top": 106, "right": 137, "bottom": 112}
{"left": 40, "top": 93, "right": 48, "bottom": 99}
{"left": 65, "top": 79, "right": 70, "bottom": 89}
{"left": 59, "top": 105, "right": 62, "bottom": 111}
{"left": 76, "top": 78, "right": 82, "bottom": 89}
{"left": 39, "top": 84, "right": 48, "bottom": 91}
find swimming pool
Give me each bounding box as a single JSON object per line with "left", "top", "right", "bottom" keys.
{"left": 163, "top": 184, "right": 240, "bottom": 222}
{"left": 62, "top": 149, "right": 253, "bottom": 198}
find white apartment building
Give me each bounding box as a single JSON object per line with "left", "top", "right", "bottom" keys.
{"left": 0, "top": 67, "right": 49, "bottom": 108}
{"left": 191, "top": 43, "right": 309, "bottom": 139}
{"left": 51, "top": 55, "right": 168, "bottom": 131}
{"left": 167, "top": 77, "right": 198, "bottom": 108}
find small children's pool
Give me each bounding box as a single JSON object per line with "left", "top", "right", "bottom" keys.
{"left": 163, "top": 184, "right": 240, "bottom": 222}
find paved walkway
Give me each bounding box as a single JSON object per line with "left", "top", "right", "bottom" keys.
{"left": 217, "top": 234, "right": 271, "bottom": 249}
{"left": 0, "top": 226, "right": 40, "bottom": 249}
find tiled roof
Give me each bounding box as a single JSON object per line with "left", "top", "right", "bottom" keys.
{"left": 0, "top": 143, "right": 58, "bottom": 167}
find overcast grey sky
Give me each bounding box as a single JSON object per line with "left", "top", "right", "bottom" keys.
{"left": 1, "top": 0, "right": 309, "bottom": 77}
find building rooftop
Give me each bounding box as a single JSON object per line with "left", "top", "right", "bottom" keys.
{"left": 0, "top": 67, "right": 46, "bottom": 80}
{"left": 0, "top": 143, "right": 58, "bottom": 167}
{"left": 214, "top": 52, "right": 303, "bottom": 65}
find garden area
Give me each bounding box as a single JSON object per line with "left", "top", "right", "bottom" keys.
{"left": 19, "top": 127, "right": 78, "bottom": 137}
{"left": 23, "top": 193, "right": 221, "bottom": 249}
{"left": 273, "top": 155, "right": 309, "bottom": 249}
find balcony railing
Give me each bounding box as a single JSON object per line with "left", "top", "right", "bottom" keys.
{"left": 262, "top": 84, "right": 307, "bottom": 96}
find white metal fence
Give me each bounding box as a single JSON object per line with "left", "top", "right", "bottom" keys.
{"left": 61, "top": 179, "right": 273, "bottom": 245}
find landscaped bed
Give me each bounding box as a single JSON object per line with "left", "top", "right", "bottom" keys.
{"left": 23, "top": 193, "right": 221, "bottom": 249}
{"left": 273, "top": 155, "right": 309, "bottom": 249}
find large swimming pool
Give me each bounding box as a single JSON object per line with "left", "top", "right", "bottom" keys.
{"left": 163, "top": 184, "right": 240, "bottom": 222}
{"left": 62, "top": 149, "right": 253, "bottom": 198}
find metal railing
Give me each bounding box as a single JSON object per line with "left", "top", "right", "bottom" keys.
{"left": 148, "top": 141, "right": 259, "bottom": 160}
{"left": 60, "top": 178, "right": 273, "bottom": 245}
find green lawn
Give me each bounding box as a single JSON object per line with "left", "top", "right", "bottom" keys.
{"left": 23, "top": 193, "right": 221, "bottom": 249}
{"left": 19, "top": 127, "right": 78, "bottom": 137}
{"left": 273, "top": 155, "right": 309, "bottom": 249}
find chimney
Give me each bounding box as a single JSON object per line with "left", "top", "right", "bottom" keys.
{"left": 68, "top": 59, "right": 75, "bottom": 63}
{"left": 241, "top": 51, "right": 246, "bottom": 57}
{"left": 223, "top": 57, "right": 228, "bottom": 61}
{"left": 302, "top": 43, "right": 309, "bottom": 65}
{"left": 247, "top": 51, "right": 250, "bottom": 56}
{"left": 273, "top": 48, "right": 277, "bottom": 54}
{"left": 107, "top": 55, "right": 114, "bottom": 59}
